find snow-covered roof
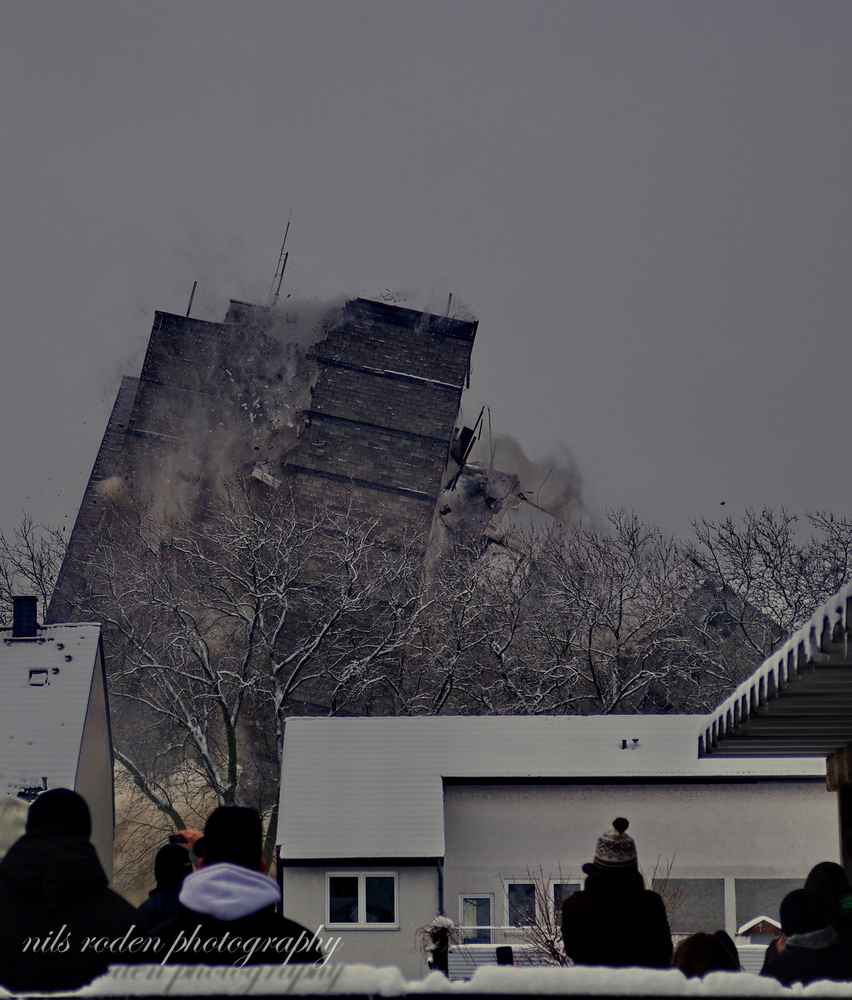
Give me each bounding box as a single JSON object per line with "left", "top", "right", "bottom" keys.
{"left": 700, "top": 579, "right": 852, "bottom": 758}
{"left": 277, "top": 714, "right": 823, "bottom": 861}
{"left": 738, "top": 915, "right": 781, "bottom": 935}
{"left": 0, "top": 623, "right": 102, "bottom": 796}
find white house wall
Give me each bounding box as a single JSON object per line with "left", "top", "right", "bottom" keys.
{"left": 276, "top": 716, "right": 824, "bottom": 863}
{"left": 280, "top": 865, "right": 438, "bottom": 980}
{"left": 277, "top": 716, "right": 836, "bottom": 973}
{"left": 74, "top": 645, "right": 114, "bottom": 879}
{"left": 442, "top": 781, "right": 838, "bottom": 936}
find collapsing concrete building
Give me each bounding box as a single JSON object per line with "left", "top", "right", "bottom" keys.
{"left": 48, "top": 296, "right": 478, "bottom": 621}
{"left": 282, "top": 298, "right": 478, "bottom": 530}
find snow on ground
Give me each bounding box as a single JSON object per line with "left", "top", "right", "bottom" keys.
{"left": 31, "top": 963, "right": 851, "bottom": 997}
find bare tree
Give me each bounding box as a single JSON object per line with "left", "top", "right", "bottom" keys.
{"left": 515, "top": 511, "right": 702, "bottom": 714}
{"left": 416, "top": 915, "right": 462, "bottom": 975}
{"left": 0, "top": 517, "right": 66, "bottom": 624}
{"left": 688, "top": 507, "right": 852, "bottom": 659}
{"left": 423, "top": 507, "right": 808, "bottom": 717}
{"left": 6, "top": 496, "right": 852, "bottom": 889}
{"left": 646, "top": 854, "right": 685, "bottom": 924}
{"left": 53, "top": 480, "right": 431, "bottom": 862}
{"left": 503, "top": 866, "right": 573, "bottom": 967}
{"left": 406, "top": 532, "right": 539, "bottom": 715}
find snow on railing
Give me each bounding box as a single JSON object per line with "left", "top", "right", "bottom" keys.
{"left": 698, "top": 579, "right": 852, "bottom": 757}
{"left": 79, "top": 961, "right": 851, "bottom": 996}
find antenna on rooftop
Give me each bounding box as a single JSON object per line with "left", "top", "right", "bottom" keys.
{"left": 269, "top": 210, "right": 293, "bottom": 308}
{"left": 186, "top": 281, "right": 197, "bottom": 318}
{"left": 535, "top": 466, "right": 554, "bottom": 507}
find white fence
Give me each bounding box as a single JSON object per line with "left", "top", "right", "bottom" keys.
{"left": 448, "top": 931, "right": 770, "bottom": 981}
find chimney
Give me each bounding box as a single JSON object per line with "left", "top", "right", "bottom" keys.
{"left": 12, "top": 596, "right": 38, "bottom": 638}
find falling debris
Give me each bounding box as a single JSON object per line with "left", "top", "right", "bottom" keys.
{"left": 48, "top": 294, "right": 480, "bottom": 620}
{"left": 252, "top": 461, "right": 281, "bottom": 489}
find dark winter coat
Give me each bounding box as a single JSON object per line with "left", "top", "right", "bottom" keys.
{"left": 0, "top": 824, "right": 146, "bottom": 992}
{"left": 153, "top": 862, "right": 324, "bottom": 965}
{"left": 761, "top": 928, "right": 852, "bottom": 986}
{"left": 137, "top": 886, "right": 183, "bottom": 931}
{"left": 561, "top": 872, "right": 672, "bottom": 968}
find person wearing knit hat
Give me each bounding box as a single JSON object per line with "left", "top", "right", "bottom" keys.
{"left": 582, "top": 817, "right": 638, "bottom": 874}
{"left": 562, "top": 818, "right": 672, "bottom": 968}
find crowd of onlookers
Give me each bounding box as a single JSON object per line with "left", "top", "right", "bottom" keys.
{"left": 0, "top": 789, "right": 322, "bottom": 993}
{"left": 2, "top": 795, "right": 852, "bottom": 992}
{"left": 561, "top": 817, "right": 852, "bottom": 985}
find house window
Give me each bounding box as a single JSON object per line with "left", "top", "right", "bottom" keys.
{"left": 326, "top": 873, "right": 397, "bottom": 928}
{"left": 460, "top": 894, "right": 493, "bottom": 944}
{"left": 552, "top": 881, "right": 581, "bottom": 922}
{"left": 507, "top": 883, "right": 536, "bottom": 926}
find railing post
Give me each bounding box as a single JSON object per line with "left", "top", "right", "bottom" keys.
{"left": 827, "top": 746, "right": 852, "bottom": 881}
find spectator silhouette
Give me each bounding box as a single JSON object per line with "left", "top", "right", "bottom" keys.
{"left": 0, "top": 788, "right": 142, "bottom": 992}
{"left": 761, "top": 888, "right": 852, "bottom": 986}
{"left": 672, "top": 932, "right": 739, "bottom": 977}
{"left": 805, "top": 861, "right": 852, "bottom": 946}
{"left": 137, "top": 843, "right": 193, "bottom": 931}
{"left": 562, "top": 817, "right": 672, "bottom": 968}
{"left": 712, "top": 929, "right": 740, "bottom": 968}
{"left": 154, "top": 805, "right": 324, "bottom": 965}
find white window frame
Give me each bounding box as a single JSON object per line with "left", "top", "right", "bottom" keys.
{"left": 459, "top": 892, "right": 494, "bottom": 943}
{"left": 505, "top": 881, "right": 537, "bottom": 927}
{"left": 550, "top": 879, "right": 582, "bottom": 922}
{"left": 325, "top": 871, "right": 399, "bottom": 930}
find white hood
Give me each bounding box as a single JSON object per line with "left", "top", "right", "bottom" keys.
{"left": 179, "top": 862, "right": 280, "bottom": 921}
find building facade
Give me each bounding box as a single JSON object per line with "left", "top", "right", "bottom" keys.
{"left": 48, "top": 297, "right": 477, "bottom": 623}
{"left": 276, "top": 715, "right": 835, "bottom": 978}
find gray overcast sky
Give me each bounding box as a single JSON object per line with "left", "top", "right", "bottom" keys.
{"left": 2, "top": 1, "right": 851, "bottom": 543}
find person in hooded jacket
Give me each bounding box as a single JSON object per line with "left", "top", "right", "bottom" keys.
{"left": 0, "top": 788, "right": 144, "bottom": 993}
{"left": 804, "top": 861, "right": 852, "bottom": 948}
{"left": 154, "top": 806, "right": 324, "bottom": 965}
{"left": 561, "top": 817, "right": 672, "bottom": 968}
{"left": 761, "top": 888, "right": 852, "bottom": 986}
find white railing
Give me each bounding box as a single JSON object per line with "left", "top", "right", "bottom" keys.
{"left": 449, "top": 935, "right": 769, "bottom": 981}
{"left": 458, "top": 925, "right": 532, "bottom": 945}
{"left": 449, "top": 934, "right": 551, "bottom": 981}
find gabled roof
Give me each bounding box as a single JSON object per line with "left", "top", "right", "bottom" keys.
{"left": 700, "top": 580, "right": 852, "bottom": 757}
{"left": 277, "top": 714, "right": 823, "bottom": 861}
{"left": 0, "top": 624, "right": 102, "bottom": 796}
{"left": 738, "top": 915, "right": 781, "bottom": 935}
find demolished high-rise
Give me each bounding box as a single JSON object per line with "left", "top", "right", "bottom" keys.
{"left": 48, "top": 296, "right": 478, "bottom": 621}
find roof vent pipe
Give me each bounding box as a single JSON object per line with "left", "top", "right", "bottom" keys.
{"left": 12, "top": 596, "right": 38, "bottom": 638}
